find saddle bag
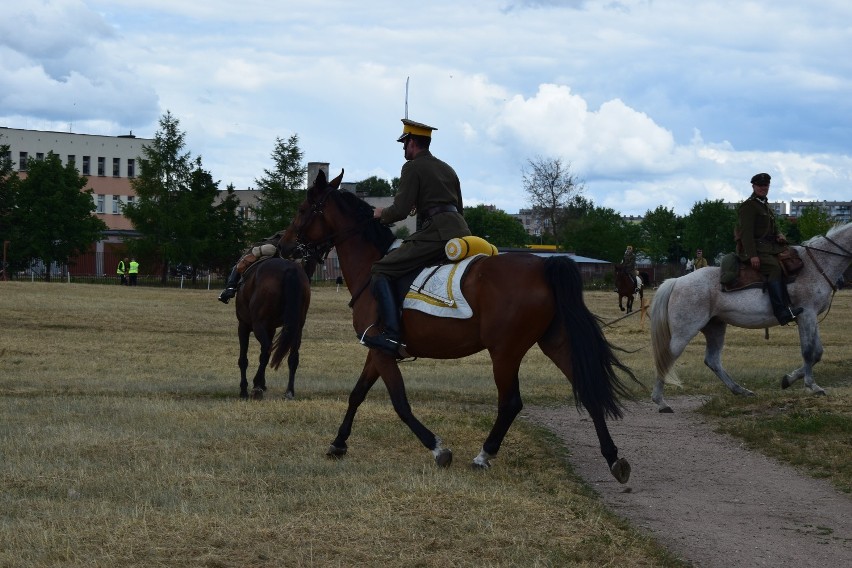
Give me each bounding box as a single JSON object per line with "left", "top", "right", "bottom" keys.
{"left": 719, "top": 253, "right": 739, "bottom": 285}
{"left": 778, "top": 247, "right": 804, "bottom": 276}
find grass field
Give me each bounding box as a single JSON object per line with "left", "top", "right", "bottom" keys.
{"left": 1, "top": 281, "right": 849, "bottom": 566}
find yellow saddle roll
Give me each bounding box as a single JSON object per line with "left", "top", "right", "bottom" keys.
{"left": 445, "top": 236, "right": 498, "bottom": 262}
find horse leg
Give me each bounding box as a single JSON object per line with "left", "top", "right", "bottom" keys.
{"left": 472, "top": 352, "right": 524, "bottom": 469}
{"left": 284, "top": 346, "right": 299, "bottom": 400}
{"left": 618, "top": 294, "right": 626, "bottom": 312}
{"left": 650, "top": 329, "right": 694, "bottom": 413}
{"left": 782, "top": 313, "right": 825, "bottom": 395}
{"left": 238, "top": 322, "right": 251, "bottom": 399}
{"left": 701, "top": 319, "right": 754, "bottom": 397}
{"left": 626, "top": 293, "right": 633, "bottom": 313}
{"left": 251, "top": 326, "right": 272, "bottom": 400}
{"left": 373, "top": 354, "right": 453, "bottom": 467}
{"left": 327, "top": 354, "right": 384, "bottom": 458}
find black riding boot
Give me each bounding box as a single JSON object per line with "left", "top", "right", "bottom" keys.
{"left": 767, "top": 279, "right": 803, "bottom": 325}
{"left": 361, "top": 275, "right": 406, "bottom": 356}
{"left": 218, "top": 265, "right": 241, "bottom": 304}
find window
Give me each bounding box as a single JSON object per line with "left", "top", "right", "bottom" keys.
{"left": 96, "top": 194, "right": 105, "bottom": 214}
{"left": 113, "top": 158, "right": 120, "bottom": 177}
{"left": 127, "top": 158, "right": 135, "bottom": 178}
{"left": 112, "top": 195, "right": 122, "bottom": 214}
{"left": 36, "top": 152, "right": 44, "bottom": 161}
{"left": 97, "top": 157, "right": 105, "bottom": 176}
{"left": 19, "top": 152, "right": 28, "bottom": 171}
{"left": 82, "top": 156, "right": 91, "bottom": 175}
{"left": 126, "top": 196, "right": 135, "bottom": 206}
{"left": 68, "top": 155, "right": 76, "bottom": 168}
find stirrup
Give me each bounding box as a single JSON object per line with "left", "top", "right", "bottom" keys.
{"left": 360, "top": 328, "right": 406, "bottom": 356}
{"left": 218, "top": 288, "right": 236, "bottom": 304}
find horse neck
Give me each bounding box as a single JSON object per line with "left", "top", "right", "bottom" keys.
{"left": 808, "top": 225, "right": 852, "bottom": 279}
{"left": 332, "top": 232, "right": 381, "bottom": 294}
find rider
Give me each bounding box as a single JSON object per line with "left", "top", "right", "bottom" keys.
{"left": 218, "top": 229, "right": 289, "bottom": 303}
{"left": 693, "top": 249, "right": 709, "bottom": 270}
{"left": 361, "top": 118, "right": 472, "bottom": 355}
{"left": 736, "top": 172, "right": 803, "bottom": 325}
{"left": 622, "top": 245, "right": 638, "bottom": 290}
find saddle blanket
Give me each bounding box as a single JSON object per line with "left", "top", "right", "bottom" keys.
{"left": 402, "top": 255, "right": 484, "bottom": 319}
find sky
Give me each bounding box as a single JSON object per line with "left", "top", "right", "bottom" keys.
{"left": 2, "top": 0, "right": 850, "bottom": 216}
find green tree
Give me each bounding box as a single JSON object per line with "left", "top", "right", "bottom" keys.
{"left": 0, "top": 143, "right": 17, "bottom": 270}
{"left": 464, "top": 205, "right": 529, "bottom": 248}
{"left": 206, "top": 183, "right": 247, "bottom": 273}
{"left": 11, "top": 152, "right": 106, "bottom": 280}
{"left": 681, "top": 200, "right": 738, "bottom": 262}
{"left": 250, "top": 134, "right": 306, "bottom": 241}
{"left": 124, "top": 111, "right": 220, "bottom": 282}
{"left": 640, "top": 206, "right": 682, "bottom": 263}
{"left": 797, "top": 206, "right": 834, "bottom": 240}
{"left": 561, "top": 205, "right": 629, "bottom": 261}
{"left": 522, "top": 156, "right": 584, "bottom": 239}
{"left": 357, "top": 175, "right": 393, "bottom": 197}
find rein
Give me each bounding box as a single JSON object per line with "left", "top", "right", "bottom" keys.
{"left": 799, "top": 232, "right": 852, "bottom": 323}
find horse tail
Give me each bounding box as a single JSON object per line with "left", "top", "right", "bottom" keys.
{"left": 270, "top": 265, "right": 307, "bottom": 370}
{"left": 649, "top": 278, "right": 681, "bottom": 386}
{"left": 544, "top": 257, "right": 637, "bottom": 420}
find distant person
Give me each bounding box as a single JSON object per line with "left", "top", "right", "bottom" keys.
{"left": 621, "top": 245, "right": 638, "bottom": 289}
{"left": 693, "top": 249, "right": 708, "bottom": 270}
{"left": 736, "top": 172, "right": 802, "bottom": 325}
{"left": 362, "top": 118, "right": 472, "bottom": 355}
{"left": 128, "top": 258, "right": 139, "bottom": 286}
{"left": 117, "top": 257, "right": 128, "bottom": 285}
{"left": 336, "top": 275, "right": 344, "bottom": 292}
{"left": 218, "top": 229, "right": 288, "bottom": 304}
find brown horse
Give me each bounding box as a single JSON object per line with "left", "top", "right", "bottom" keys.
{"left": 614, "top": 264, "right": 642, "bottom": 313}
{"left": 286, "top": 170, "right": 639, "bottom": 482}
{"left": 234, "top": 257, "right": 311, "bottom": 400}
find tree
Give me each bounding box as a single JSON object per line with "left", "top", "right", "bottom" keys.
{"left": 681, "top": 200, "right": 737, "bottom": 262}
{"left": 464, "top": 205, "right": 529, "bottom": 248}
{"left": 561, "top": 205, "right": 630, "bottom": 262}
{"left": 205, "top": 183, "right": 247, "bottom": 273}
{"left": 0, "top": 143, "right": 17, "bottom": 270}
{"left": 10, "top": 152, "right": 106, "bottom": 280}
{"left": 796, "top": 206, "right": 834, "bottom": 240}
{"left": 250, "top": 134, "right": 306, "bottom": 241}
{"left": 124, "top": 111, "right": 227, "bottom": 282}
{"left": 522, "top": 156, "right": 584, "bottom": 239}
{"left": 357, "top": 175, "right": 394, "bottom": 197}
{"left": 640, "top": 206, "right": 682, "bottom": 263}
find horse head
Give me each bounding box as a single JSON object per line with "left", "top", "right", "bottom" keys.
{"left": 283, "top": 169, "right": 344, "bottom": 256}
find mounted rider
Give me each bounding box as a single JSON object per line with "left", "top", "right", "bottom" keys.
{"left": 735, "top": 172, "right": 803, "bottom": 325}
{"left": 361, "top": 118, "right": 472, "bottom": 356}
{"left": 218, "top": 229, "right": 291, "bottom": 303}
{"left": 621, "top": 245, "right": 638, "bottom": 290}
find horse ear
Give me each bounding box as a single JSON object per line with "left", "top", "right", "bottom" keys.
{"left": 313, "top": 169, "right": 328, "bottom": 188}
{"left": 329, "top": 169, "right": 344, "bottom": 189}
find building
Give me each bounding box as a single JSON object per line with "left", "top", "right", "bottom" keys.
{"left": 723, "top": 200, "right": 786, "bottom": 216}
{"left": 789, "top": 200, "right": 852, "bottom": 224}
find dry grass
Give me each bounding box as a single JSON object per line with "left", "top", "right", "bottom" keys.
{"left": 2, "top": 280, "right": 849, "bottom": 566}
{"left": 1, "top": 282, "right": 685, "bottom": 568}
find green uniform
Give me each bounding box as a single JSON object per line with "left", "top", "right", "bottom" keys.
{"left": 372, "top": 150, "right": 471, "bottom": 279}
{"left": 737, "top": 194, "right": 784, "bottom": 279}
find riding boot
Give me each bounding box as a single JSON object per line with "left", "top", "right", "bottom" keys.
{"left": 218, "top": 265, "right": 241, "bottom": 304}
{"left": 361, "top": 275, "right": 406, "bottom": 355}
{"left": 767, "top": 279, "right": 803, "bottom": 325}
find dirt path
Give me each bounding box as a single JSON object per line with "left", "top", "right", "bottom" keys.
{"left": 524, "top": 397, "right": 852, "bottom": 568}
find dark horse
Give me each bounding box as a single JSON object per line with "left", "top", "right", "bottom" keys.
{"left": 286, "top": 170, "right": 638, "bottom": 482}
{"left": 234, "top": 257, "right": 311, "bottom": 400}
{"left": 615, "top": 264, "right": 643, "bottom": 313}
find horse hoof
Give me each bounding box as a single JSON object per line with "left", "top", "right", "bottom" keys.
{"left": 326, "top": 444, "right": 347, "bottom": 459}
{"left": 610, "top": 458, "right": 631, "bottom": 484}
{"left": 250, "top": 388, "right": 264, "bottom": 401}
{"left": 284, "top": 391, "right": 295, "bottom": 401}
{"left": 435, "top": 448, "right": 453, "bottom": 468}
{"left": 239, "top": 392, "right": 249, "bottom": 400}
{"left": 813, "top": 389, "right": 827, "bottom": 397}
{"left": 781, "top": 376, "right": 792, "bottom": 389}
{"left": 658, "top": 406, "right": 674, "bottom": 414}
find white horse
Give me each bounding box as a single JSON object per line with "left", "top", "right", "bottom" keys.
{"left": 650, "top": 222, "right": 852, "bottom": 413}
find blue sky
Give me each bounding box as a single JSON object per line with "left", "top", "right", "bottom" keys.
{"left": 2, "top": 0, "right": 850, "bottom": 215}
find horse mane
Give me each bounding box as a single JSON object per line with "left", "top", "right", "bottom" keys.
{"left": 329, "top": 190, "right": 396, "bottom": 254}
{"left": 802, "top": 221, "right": 850, "bottom": 247}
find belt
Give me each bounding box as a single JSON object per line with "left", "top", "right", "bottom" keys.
{"left": 418, "top": 204, "right": 458, "bottom": 223}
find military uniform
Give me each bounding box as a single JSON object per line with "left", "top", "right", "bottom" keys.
{"left": 621, "top": 247, "right": 637, "bottom": 288}
{"left": 218, "top": 230, "right": 289, "bottom": 303}
{"left": 372, "top": 149, "right": 471, "bottom": 279}
{"left": 736, "top": 194, "right": 785, "bottom": 279}
{"left": 693, "top": 255, "right": 708, "bottom": 269}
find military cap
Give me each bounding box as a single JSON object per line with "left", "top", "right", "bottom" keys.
{"left": 750, "top": 172, "right": 771, "bottom": 185}
{"left": 397, "top": 118, "right": 437, "bottom": 142}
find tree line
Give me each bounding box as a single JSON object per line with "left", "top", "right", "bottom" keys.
{"left": 0, "top": 113, "right": 837, "bottom": 281}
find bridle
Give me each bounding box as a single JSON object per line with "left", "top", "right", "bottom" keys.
{"left": 801, "top": 234, "right": 852, "bottom": 293}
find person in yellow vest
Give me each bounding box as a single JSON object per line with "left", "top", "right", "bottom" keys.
{"left": 117, "top": 257, "right": 128, "bottom": 285}
{"left": 128, "top": 258, "right": 139, "bottom": 286}
{"left": 693, "top": 249, "right": 709, "bottom": 269}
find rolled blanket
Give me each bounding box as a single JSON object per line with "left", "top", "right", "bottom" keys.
{"left": 445, "top": 236, "right": 498, "bottom": 262}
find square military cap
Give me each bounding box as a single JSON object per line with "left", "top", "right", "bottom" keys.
{"left": 750, "top": 172, "right": 771, "bottom": 185}
{"left": 397, "top": 119, "right": 437, "bottom": 142}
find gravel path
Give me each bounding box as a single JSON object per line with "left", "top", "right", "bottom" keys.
{"left": 524, "top": 396, "right": 852, "bottom": 568}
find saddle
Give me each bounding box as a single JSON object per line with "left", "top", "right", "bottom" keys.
{"left": 719, "top": 250, "right": 799, "bottom": 292}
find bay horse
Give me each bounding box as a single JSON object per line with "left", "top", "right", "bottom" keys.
{"left": 234, "top": 257, "right": 311, "bottom": 400}
{"left": 614, "top": 263, "right": 642, "bottom": 313}
{"left": 650, "top": 222, "right": 852, "bottom": 412}
{"left": 286, "top": 170, "right": 639, "bottom": 482}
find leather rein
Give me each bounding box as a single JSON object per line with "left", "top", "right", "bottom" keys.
{"left": 801, "top": 234, "right": 852, "bottom": 293}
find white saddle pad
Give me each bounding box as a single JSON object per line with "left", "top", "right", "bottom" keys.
{"left": 402, "top": 255, "right": 484, "bottom": 319}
